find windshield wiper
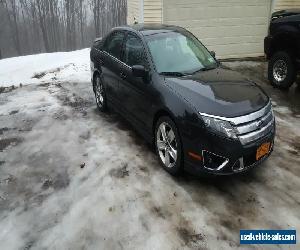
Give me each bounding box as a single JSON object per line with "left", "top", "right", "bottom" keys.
{"left": 160, "top": 71, "right": 187, "bottom": 77}
{"left": 191, "top": 66, "right": 216, "bottom": 75}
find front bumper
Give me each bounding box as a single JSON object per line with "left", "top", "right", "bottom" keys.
{"left": 184, "top": 129, "right": 275, "bottom": 176}
{"left": 182, "top": 102, "right": 276, "bottom": 175}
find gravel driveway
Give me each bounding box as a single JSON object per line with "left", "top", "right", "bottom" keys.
{"left": 0, "top": 61, "right": 299, "bottom": 250}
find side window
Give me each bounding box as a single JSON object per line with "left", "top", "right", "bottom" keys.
{"left": 103, "top": 32, "right": 125, "bottom": 59}
{"left": 124, "top": 33, "right": 147, "bottom": 67}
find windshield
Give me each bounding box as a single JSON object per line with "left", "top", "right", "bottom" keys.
{"left": 145, "top": 31, "right": 218, "bottom": 74}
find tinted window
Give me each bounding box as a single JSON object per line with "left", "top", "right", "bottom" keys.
{"left": 124, "top": 33, "right": 147, "bottom": 67}
{"left": 103, "top": 32, "right": 125, "bottom": 59}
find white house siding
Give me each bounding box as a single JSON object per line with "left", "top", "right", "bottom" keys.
{"left": 163, "top": 0, "right": 272, "bottom": 59}
{"left": 273, "top": 0, "right": 300, "bottom": 11}
{"left": 144, "top": 0, "right": 163, "bottom": 23}
{"left": 127, "top": 0, "right": 141, "bottom": 24}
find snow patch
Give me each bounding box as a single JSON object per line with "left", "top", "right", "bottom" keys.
{"left": 0, "top": 49, "right": 90, "bottom": 87}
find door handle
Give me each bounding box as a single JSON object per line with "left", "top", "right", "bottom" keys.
{"left": 120, "top": 72, "right": 126, "bottom": 79}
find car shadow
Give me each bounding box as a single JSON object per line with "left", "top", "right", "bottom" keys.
{"left": 93, "top": 107, "right": 155, "bottom": 151}
{"left": 93, "top": 106, "right": 266, "bottom": 186}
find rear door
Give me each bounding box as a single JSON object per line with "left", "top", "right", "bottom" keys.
{"left": 101, "top": 31, "right": 126, "bottom": 106}
{"left": 119, "top": 32, "right": 153, "bottom": 131}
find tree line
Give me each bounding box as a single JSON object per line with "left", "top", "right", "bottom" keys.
{"left": 0, "top": 0, "right": 127, "bottom": 59}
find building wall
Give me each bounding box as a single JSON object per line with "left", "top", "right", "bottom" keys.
{"left": 127, "top": 0, "right": 141, "bottom": 24}
{"left": 273, "top": 0, "right": 300, "bottom": 11}
{"left": 163, "top": 0, "right": 272, "bottom": 59}
{"left": 144, "top": 0, "right": 163, "bottom": 23}
{"left": 127, "top": 0, "right": 300, "bottom": 58}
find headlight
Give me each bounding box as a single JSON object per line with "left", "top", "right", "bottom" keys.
{"left": 201, "top": 115, "right": 237, "bottom": 139}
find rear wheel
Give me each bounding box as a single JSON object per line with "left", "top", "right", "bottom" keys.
{"left": 93, "top": 74, "right": 107, "bottom": 112}
{"left": 155, "top": 116, "right": 183, "bottom": 175}
{"left": 268, "top": 51, "right": 296, "bottom": 89}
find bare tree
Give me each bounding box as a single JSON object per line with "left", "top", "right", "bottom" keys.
{"left": 90, "top": 0, "right": 127, "bottom": 37}
{"left": 19, "top": 0, "right": 41, "bottom": 52}
{"left": 0, "top": 0, "right": 127, "bottom": 58}
{"left": 90, "top": 0, "right": 103, "bottom": 37}
{"left": 48, "top": 0, "right": 58, "bottom": 51}
{"left": 2, "top": 0, "right": 22, "bottom": 55}
{"left": 77, "top": 0, "right": 86, "bottom": 47}
{"left": 35, "top": 0, "right": 50, "bottom": 52}
{"left": 65, "top": 0, "right": 76, "bottom": 51}
{"left": 0, "top": 0, "right": 4, "bottom": 58}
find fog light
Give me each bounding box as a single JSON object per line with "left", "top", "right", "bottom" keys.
{"left": 202, "top": 150, "right": 229, "bottom": 171}
{"left": 232, "top": 158, "right": 245, "bottom": 172}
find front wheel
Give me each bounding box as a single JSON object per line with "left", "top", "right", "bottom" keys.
{"left": 268, "top": 51, "right": 296, "bottom": 89}
{"left": 155, "top": 116, "right": 183, "bottom": 175}
{"left": 93, "top": 74, "right": 107, "bottom": 112}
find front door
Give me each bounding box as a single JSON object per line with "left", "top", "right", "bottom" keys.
{"left": 101, "top": 31, "right": 125, "bottom": 106}
{"left": 118, "top": 33, "right": 152, "bottom": 132}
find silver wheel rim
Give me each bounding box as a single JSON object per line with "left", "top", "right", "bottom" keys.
{"left": 273, "top": 60, "right": 288, "bottom": 83}
{"left": 156, "top": 122, "right": 177, "bottom": 168}
{"left": 95, "top": 77, "right": 104, "bottom": 107}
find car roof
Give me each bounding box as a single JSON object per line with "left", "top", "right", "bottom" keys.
{"left": 272, "top": 9, "right": 300, "bottom": 18}
{"left": 112, "top": 23, "right": 186, "bottom": 36}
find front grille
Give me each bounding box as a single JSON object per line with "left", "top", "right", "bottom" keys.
{"left": 233, "top": 102, "right": 275, "bottom": 145}
{"left": 199, "top": 101, "right": 275, "bottom": 146}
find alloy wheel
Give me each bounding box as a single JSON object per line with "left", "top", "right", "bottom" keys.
{"left": 273, "top": 59, "right": 288, "bottom": 83}
{"left": 95, "top": 77, "right": 104, "bottom": 108}
{"left": 156, "top": 122, "right": 178, "bottom": 168}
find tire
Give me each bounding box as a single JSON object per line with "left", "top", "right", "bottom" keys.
{"left": 93, "top": 74, "right": 108, "bottom": 112}
{"left": 155, "top": 116, "right": 183, "bottom": 175}
{"left": 268, "top": 51, "right": 296, "bottom": 90}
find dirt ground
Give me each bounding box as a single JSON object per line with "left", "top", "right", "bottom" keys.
{"left": 0, "top": 61, "right": 299, "bottom": 250}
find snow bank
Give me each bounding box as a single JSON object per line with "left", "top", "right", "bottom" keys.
{"left": 0, "top": 48, "right": 90, "bottom": 87}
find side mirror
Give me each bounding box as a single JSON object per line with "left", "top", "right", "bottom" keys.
{"left": 132, "top": 65, "right": 147, "bottom": 78}
{"left": 210, "top": 51, "right": 216, "bottom": 58}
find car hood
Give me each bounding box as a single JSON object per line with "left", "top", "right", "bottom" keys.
{"left": 164, "top": 67, "right": 269, "bottom": 118}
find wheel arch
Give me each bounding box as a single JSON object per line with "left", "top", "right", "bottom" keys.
{"left": 152, "top": 108, "right": 183, "bottom": 148}
{"left": 153, "top": 109, "right": 175, "bottom": 132}
{"left": 269, "top": 33, "right": 298, "bottom": 59}
{"left": 152, "top": 108, "right": 184, "bottom": 174}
